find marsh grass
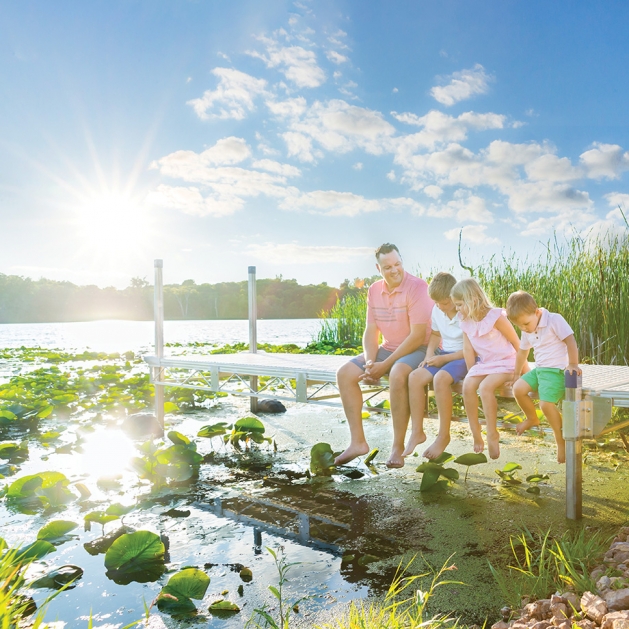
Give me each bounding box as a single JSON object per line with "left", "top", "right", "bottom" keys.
{"left": 476, "top": 223, "right": 629, "bottom": 365}
{"left": 316, "top": 556, "right": 463, "bottom": 629}
{"left": 317, "top": 292, "right": 368, "bottom": 348}
{"left": 489, "top": 527, "right": 611, "bottom": 609}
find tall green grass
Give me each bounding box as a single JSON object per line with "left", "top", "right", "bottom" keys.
{"left": 476, "top": 226, "right": 629, "bottom": 365}
{"left": 317, "top": 292, "right": 368, "bottom": 348}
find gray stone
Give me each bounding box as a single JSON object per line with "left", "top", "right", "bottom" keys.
{"left": 604, "top": 589, "right": 629, "bottom": 611}
{"left": 582, "top": 591, "right": 609, "bottom": 624}
{"left": 551, "top": 619, "right": 570, "bottom": 629}
{"left": 612, "top": 543, "right": 629, "bottom": 552}
{"left": 599, "top": 576, "right": 613, "bottom": 591}
{"left": 615, "top": 552, "right": 629, "bottom": 565}
{"left": 601, "top": 611, "right": 629, "bottom": 629}
{"left": 491, "top": 622, "right": 510, "bottom": 629}
{"left": 531, "top": 622, "right": 553, "bottom": 629}
{"left": 573, "top": 620, "right": 597, "bottom": 629}
{"left": 256, "top": 399, "right": 287, "bottom": 413}
{"left": 593, "top": 568, "right": 607, "bottom": 582}
{"left": 551, "top": 603, "right": 568, "bottom": 620}
{"left": 563, "top": 592, "right": 581, "bottom": 612}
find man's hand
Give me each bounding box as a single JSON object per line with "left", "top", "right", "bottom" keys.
{"left": 360, "top": 360, "right": 388, "bottom": 384}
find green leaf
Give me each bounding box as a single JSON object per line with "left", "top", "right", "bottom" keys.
{"left": 526, "top": 486, "right": 541, "bottom": 494}
{"left": 357, "top": 554, "right": 379, "bottom": 565}
{"left": 105, "top": 503, "right": 134, "bottom": 516}
{"left": 415, "top": 461, "right": 446, "bottom": 473}
{"left": 36, "top": 406, "right": 54, "bottom": 419}
{"left": 454, "top": 452, "right": 488, "bottom": 466}
{"left": 157, "top": 592, "right": 197, "bottom": 614}
{"left": 0, "top": 409, "right": 17, "bottom": 420}
{"left": 163, "top": 568, "right": 210, "bottom": 600}
{"left": 18, "top": 540, "right": 56, "bottom": 560}
{"left": 310, "top": 442, "right": 336, "bottom": 476}
{"left": 526, "top": 474, "right": 550, "bottom": 483}
{"left": 167, "top": 431, "right": 190, "bottom": 446}
{"left": 32, "top": 564, "right": 83, "bottom": 589}
{"left": 164, "top": 402, "right": 179, "bottom": 414}
{"left": 8, "top": 471, "right": 68, "bottom": 498}
{"left": 209, "top": 600, "right": 240, "bottom": 613}
{"left": 234, "top": 416, "right": 266, "bottom": 434}
{"left": 37, "top": 520, "right": 78, "bottom": 541}
{"left": 0, "top": 443, "right": 22, "bottom": 459}
{"left": 420, "top": 469, "right": 441, "bottom": 491}
{"left": 52, "top": 393, "right": 77, "bottom": 405}
{"left": 363, "top": 448, "right": 379, "bottom": 465}
{"left": 104, "top": 530, "right": 165, "bottom": 573}
{"left": 269, "top": 585, "right": 281, "bottom": 600}
{"left": 501, "top": 462, "right": 522, "bottom": 473}
{"left": 85, "top": 511, "right": 120, "bottom": 526}
{"left": 440, "top": 467, "right": 459, "bottom": 480}
{"left": 197, "top": 422, "right": 231, "bottom": 438}
{"left": 431, "top": 451, "right": 455, "bottom": 465}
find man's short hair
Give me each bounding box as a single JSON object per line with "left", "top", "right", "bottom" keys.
{"left": 375, "top": 243, "right": 400, "bottom": 260}
{"left": 506, "top": 291, "right": 538, "bottom": 319}
{"left": 428, "top": 272, "right": 457, "bottom": 301}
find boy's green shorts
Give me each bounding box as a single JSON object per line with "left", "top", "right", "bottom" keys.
{"left": 521, "top": 367, "right": 565, "bottom": 404}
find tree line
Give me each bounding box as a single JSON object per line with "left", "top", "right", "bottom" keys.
{"left": 0, "top": 273, "right": 376, "bottom": 323}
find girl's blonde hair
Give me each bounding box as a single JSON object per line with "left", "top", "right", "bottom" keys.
{"left": 451, "top": 278, "right": 493, "bottom": 321}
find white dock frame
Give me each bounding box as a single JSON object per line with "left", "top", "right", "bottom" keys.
{"left": 145, "top": 260, "right": 629, "bottom": 521}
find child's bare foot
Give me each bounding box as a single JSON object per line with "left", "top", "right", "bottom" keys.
{"left": 334, "top": 442, "right": 370, "bottom": 465}
{"left": 386, "top": 446, "right": 405, "bottom": 468}
{"left": 487, "top": 433, "right": 500, "bottom": 459}
{"left": 515, "top": 416, "right": 540, "bottom": 436}
{"left": 402, "top": 431, "right": 426, "bottom": 457}
{"left": 556, "top": 438, "right": 566, "bottom": 464}
{"left": 423, "top": 435, "right": 450, "bottom": 460}
{"left": 473, "top": 437, "right": 485, "bottom": 454}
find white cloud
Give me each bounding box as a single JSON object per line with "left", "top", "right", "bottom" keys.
{"left": 580, "top": 143, "right": 629, "bottom": 180}
{"left": 187, "top": 68, "right": 267, "bottom": 120}
{"left": 252, "top": 159, "right": 301, "bottom": 177}
{"left": 430, "top": 64, "right": 493, "bottom": 107}
{"left": 450, "top": 193, "right": 494, "bottom": 223}
{"left": 248, "top": 36, "right": 325, "bottom": 88}
{"left": 326, "top": 50, "right": 348, "bottom": 64}
{"left": 524, "top": 154, "right": 581, "bottom": 182}
{"left": 266, "top": 96, "right": 308, "bottom": 119}
{"left": 386, "top": 170, "right": 396, "bottom": 181}
{"left": 520, "top": 209, "right": 597, "bottom": 236}
{"left": 246, "top": 243, "right": 373, "bottom": 264}
{"left": 280, "top": 190, "right": 425, "bottom": 217}
{"left": 423, "top": 185, "right": 443, "bottom": 199}
{"left": 353, "top": 162, "right": 363, "bottom": 170}
{"left": 605, "top": 192, "right": 629, "bottom": 212}
{"left": 505, "top": 181, "right": 592, "bottom": 214}
{"left": 392, "top": 87, "right": 398, "bottom": 93}
{"left": 444, "top": 224, "right": 499, "bottom": 244}
{"left": 282, "top": 131, "right": 315, "bottom": 162}
{"left": 146, "top": 185, "right": 244, "bottom": 217}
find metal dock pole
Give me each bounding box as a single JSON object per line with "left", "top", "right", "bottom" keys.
{"left": 564, "top": 369, "right": 582, "bottom": 520}
{"left": 154, "top": 259, "right": 165, "bottom": 429}
{"left": 248, "top": 266, "right": 258, "bottom": 413}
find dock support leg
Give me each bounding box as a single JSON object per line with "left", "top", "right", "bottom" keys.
{"left": 248, "top": 266, "right": 258, "bottom": 414}
{"left": 154, "top": 259, "right": 165, "bottom": 429}
{"left": 564, "top": 369, "right": 582, "bottom": 520}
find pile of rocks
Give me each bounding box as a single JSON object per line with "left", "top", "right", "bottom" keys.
{"left": 492, "top": 527, "right": 629, "bottom": 629}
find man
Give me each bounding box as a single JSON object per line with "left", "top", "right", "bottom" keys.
{"left": 334, "top": 243, "right": 433, "bottom": 468}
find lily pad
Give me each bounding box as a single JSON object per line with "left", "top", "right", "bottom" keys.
{"left": 85, "top": 511, "right": 119, "bottom": 526}
{"left": 31, "top": 565, "right": 83, "bottom": 590}
{"left": 106, "top": 503, "right": 134, "bottom": 517}
{"left": 167, "top": 431, "right": 190, "bottom": 446}
{"left": 310, "top": 443, "right": 336, "bottom": 476}
{"left": 197, "top": 422, "right": 231, "bottom": 438}
{"left": 431, "top": 451, "right": 455, "bottom": 465}
{"left": 363, "top": 448, "right": 379, "bottom": 465}
{"left": 18, "top": 540, "right": 56, "bottom": 561}
{"left": 157, "top": 568, "right": 210, "bottom": 615}
{"left": 37, "top": 520, "right": 78, "bottom": 542}
{"left": 234, "top": 416, "right": 265, "bottom": 433}
{"left": 526, "top": 474, "right": 550, "bottom": 483}
{"left": 104, "top": 530, "right": 165, "bottom": 583}
{"left": 526, "top": 486, "right": 541, "bottom": 494}
{"left": 501, "top": 462, "right": 522, "bottom": 474}
{"left": 454, "top": 452, "right": 488, "bottom": 466}
{"left": 209, "top": 600, "right": 240, "bottom": 614}
{"left": 239, "top": 567, "right": 253, "bottom": 582}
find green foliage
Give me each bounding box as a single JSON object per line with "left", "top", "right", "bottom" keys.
{"left": 197, "top": 422, "right": 232, "bottom": 440}
{"left": 156, "top": 568, "right": 211, "bottom": 614}
{"left": 7, "top": 471, "right": 75, "bottom": 511}
{"left": 416, "top": 453, "right": 459, "bottom": 492}
{"left": 310, "top": 443, "right": 336, "bottom": 476}
{"left": 104, "top": 531, "right": 165, "bottom": 584}
{"left": 317, "top": 291, "right": 368, "bottom": 348}
{"left": 227, "top": 416, "right": 272, "bottom": 451}
{"left": 489, "top": 527, "right": 611, "bottom": 608}
{"left": 36, "top": 520, "right": 78, "bottom": 542}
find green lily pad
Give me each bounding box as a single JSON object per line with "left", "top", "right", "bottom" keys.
{"left": 234, "top": 416, "right": 265, "bottom": 433}
{"left": 104, "top": 531, "right": 165, "bottom": 584}
{"left": 167, "top": 431, "right": 190, "bottom": 446}
{"left": 454, "top": 452, "right": 488, "bottom": 466}
{"left": 197, "top": 422, "right": 231, "bottom": 438}
{"left": 431, "top": 451, "right": 455, "bottom": 465}
{"left": 85, "top": 511, "right": 119, "bottom": 526}
{"left": 526, "top": 474, "right": 550, "bottom": 483}
{"left": 37, "top": 520, "right": 78, "bottom": 541}
{"left": 31, "top": 565, "right": 83, "bottom": 589}
{"left": 18, "top": 540, "right": 56, "bottom": 561}
{"left": 209, "top": 600, "right": 240, "bottom": 613}
{"left": 357, "top": 554, "right": 379, "bottom": 566}
{"left": 106, "top": 503, "right": 134, "bottom": 517}
{"left": 526, "top": 486, "right": 541, "bottom": 494}
{"left": 440, "top": 467, "right": 460, "bottom": 480}
{"left": 501, "top": 462, "right": 522, "bottom": 473}
{"left": 157, "top": 568, "right": 211, "bottom": 614}
{"left": 420, "top": 469, "right": 442, "bottom": 491}
{"left": 310, "top": 443, "right": 336, "bottom": 476}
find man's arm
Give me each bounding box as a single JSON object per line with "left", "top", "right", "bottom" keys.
{"left": 364, "top": 323, "right": 426, "bottom": 381}
{"left": 362, "top": 322, "right": 380, "bottom": 365}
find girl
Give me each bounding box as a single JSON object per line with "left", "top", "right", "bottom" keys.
{"left": 451, "top": 278, "right": 521, "bottom": 459}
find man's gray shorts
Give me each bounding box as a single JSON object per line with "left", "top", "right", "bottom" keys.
{"left": 349, "top": 345, "right": 428, "bottom": 373}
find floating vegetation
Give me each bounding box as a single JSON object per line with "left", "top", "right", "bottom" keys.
{"left": 7, "top": 471, "right": 76, "bottom": 512}
{"left": 453, "top": 452, "right": 488, "bottom": 481}
{"left": 310, "top": 442, "right": 336, "bottom": 476}
{"left": 103, "top": 530, "right": 166, "bottom": 584}
{"left": 416, "top": 452, "right": 459, "bottom": 492}
{"left": 156, "top": 568, "right": 211, "bottom": 615}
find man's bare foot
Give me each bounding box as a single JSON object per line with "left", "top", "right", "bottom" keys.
{"left": 402, "top": 431, "right": 427, "bottom": 457}
{"left": 386, "top": 447, "right": 405, "bottom": 468}
{"left": 487, "top": 433, "right": 500, "bottom": 459}
{"left": 556, "top": 438, "right": 566, "bottom": 464}
{"left": 334, "top": 443, "right": 370, "bottom": 466}
{"left": 423, "top": 435, "right": 451, "bottom": 460}
{"left": 515, "top": 416, "right": 540, "bottom": 436}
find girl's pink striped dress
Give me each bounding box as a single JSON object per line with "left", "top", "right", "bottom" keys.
{"left": 460, "top": 308, "right": 516, "bottom": 377}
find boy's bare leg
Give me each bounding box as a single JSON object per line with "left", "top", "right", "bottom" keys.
{"left": 334, "top": 361, "right": 370, "bottom": 465}
{"left": 513, "top": 379, "right": 540, "bottom": 435}
{"left": 387, "top": 362, "right": 413, "bottom": 468}
{"left": 423, "top": 370, "right": 454, "bottom": 459}
{"left": 403, "top": 367, "right": 432, "bottom": 456}
{"left": 463, "top": 375, "right": 486, "bottom": 454}
{"left": 540, "top": 400, "right": 566, "bottom": 463}
{"left": 478, "top": 373, "right": 512, "bottom": 460}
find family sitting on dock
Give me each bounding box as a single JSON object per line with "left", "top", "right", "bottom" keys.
{"left": 334, "top": 243, "right": 581, "bottom": 469}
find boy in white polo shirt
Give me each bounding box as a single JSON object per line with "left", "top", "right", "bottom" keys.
{"left": 506, "top": 291, "right": 581, "bottom": 464}
{"left": 405, "top": 272, "right": 468, "bottom": 459}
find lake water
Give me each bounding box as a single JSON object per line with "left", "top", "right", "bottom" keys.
{"left": 0, "top": 319, "right": 325, "bottom": 353}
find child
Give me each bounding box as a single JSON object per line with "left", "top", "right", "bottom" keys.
{"left": 506, "top": 291, "right": 581, "bottom": 464}
{"left": 405, "top": 272, "right": 468, "bottom": 459}
{"left": 452, "top": 278, "right": 521, "bottom": 459}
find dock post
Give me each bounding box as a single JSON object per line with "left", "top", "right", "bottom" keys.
{"left": 564, "top": 369, "right": 582, "bottom": 520}
{"left": 248, "top": 266, "right": 258, "bottom": 413}
{"left": 154, "top": 259, "right": 165, "bottom": 429}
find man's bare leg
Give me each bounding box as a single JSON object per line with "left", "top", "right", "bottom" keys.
{"left": 334, "top": 361, "right": 371, "bottom": 465}
{"left": 513, "top": 379, "right": 540, "bottom": 435}
{"left": 463, "top": 375, "right": 486, "bottom": 454}
{"left": 386, "top": 362, "right": 413, "bottom": 467}
{"left": 423, "top": 370, "right": 454, "bottom": 459}
{"left": 539, "top": 400, "right": 566, "bottom": 463}
{"left": 403, "top": 367, "right": 432, "bottom": 456}
{"left": 478, "top": 373, "right": 512, "bottom": 460}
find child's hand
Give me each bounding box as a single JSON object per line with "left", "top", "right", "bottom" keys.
{"left": 425, "top": 354, "right": 448, "bottom": 368}
{"left": 566, "top": 363, "right": 582, "bottom": 376}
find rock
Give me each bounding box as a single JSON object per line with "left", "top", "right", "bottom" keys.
{"left": 523, "top": 602, "right": 548, "bottom": 620}
{"left": 601, "top": 611, "right": 629, "bottom": 629}
{"left": 511, "top": 622, "right": 531, "bottom": 629}
{"left": 599, "top": 576, "right": 613, "bottom": 591}
{"left": 501, "top": 606, "right": 513, "bottom": 622}
{"left": 604, "top": 589, "right": 629, "bottom": 611}
{"left": 593, "top": 568, "right": 607, "bottom": 582}
{"left": 612, "top": 543, "right": 629, "bottom": 553}
{"left": 551, "top": 603, "right": 568, "bottom": 620}
{"left": 551, "top": 595, "right": 566, "bottom": 605}
{"left": 531, "top": 621, "right": 553, "bottom": 629}
{"left": 582, "top": 592, "right": 609, "bottom": 624}
{"left": 615, "top": 552, "right": 629, "bottom": 565}
{"left": 121, "top": 413, "right": 164, "bottom": 439}
{"left": 563, "top": 592, "right": 581, "bottom": 612}
{"left": 491, "top": 622, "right": 510, "bottom": 629}
{"left": 573, "top": 620, "right": 597, "bottom": 629}
{"left": 551, "top": 619, "right": 571, "bottom": 629}
{"left": 256, "top": 399, "right": 287, "bottom": 413}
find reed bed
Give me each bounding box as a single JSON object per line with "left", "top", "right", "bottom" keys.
{"left": 317, "top": 292, "right": 367, "bottom": 348}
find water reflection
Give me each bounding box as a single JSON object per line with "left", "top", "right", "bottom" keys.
{"left": 76, "top": 428, "right": 136, "bottom": 477}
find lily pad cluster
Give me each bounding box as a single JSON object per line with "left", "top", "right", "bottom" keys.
{"left": 416, "top": 452, "right": 488, "bottom": 491}
{"left": 496, "top": 462, "right": 550, "bottom": 494}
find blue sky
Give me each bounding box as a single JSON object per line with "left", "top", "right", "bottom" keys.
{"left": 1, "top": 0, "right": 628, "bottom": 289}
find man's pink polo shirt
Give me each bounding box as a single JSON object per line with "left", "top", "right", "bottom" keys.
{"left": 366, "top": 272, "right": 433, "bottom": 351}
